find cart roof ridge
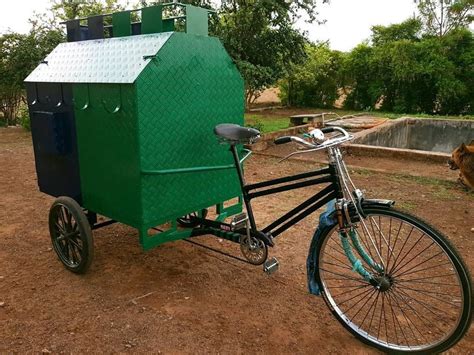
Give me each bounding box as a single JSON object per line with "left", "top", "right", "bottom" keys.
{"left": 24, "top": 32, "right": 173, "bottom": 84}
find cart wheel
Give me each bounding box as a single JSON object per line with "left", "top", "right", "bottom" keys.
{"left": 177, "top": 209, "right": 208, "bottom": 228}
{"left": 49, "top": 197, "right": 94, "bottom": 274}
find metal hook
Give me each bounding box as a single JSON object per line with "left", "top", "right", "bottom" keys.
{"left": 73, "top": 84, "right": 90, "bottom": 111}
{"left": 29, "top": 83, "right": 40, "bottom": 106}
{"left": 101, "top": 85, "right": 122, "bottom": 114}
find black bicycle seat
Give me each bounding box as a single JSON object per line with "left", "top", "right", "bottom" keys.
{"left": 214, "top": 124, "right": 260, "bottom": 144}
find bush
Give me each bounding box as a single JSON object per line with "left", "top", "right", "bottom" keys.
{"left": 343, "top": 25, "right": 474, "bottom": 115}
{"left": 18, "top": 103, "right": 30, "bottom": 131}
{"left": 279, "top": 44, "right": 343, "bottom": 108}
{"left": 246, "top": 119, "right": 265, "bottom": 133}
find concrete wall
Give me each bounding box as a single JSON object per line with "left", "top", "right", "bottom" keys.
{"left": 353, "top": 118, "right": 474, "bottom": 153}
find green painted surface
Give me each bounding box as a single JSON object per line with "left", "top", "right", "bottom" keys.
{"left": 141, "top": 5, "right": 163, "bottom": 34}
{"left": 112, "top": 11, "right": 131, "bottom": 37}
{"left": 185, "top": 5, "right": 208, "bottom": 36}
{"left": 136, "top": 32, "right": 244, "bottom": 230}
{"left": 73, "top": 32, "right": 244, "bottom": 248}
{"left": 162, "top": 19, "right": 175, "bottom": 32}
{"left": 74, "top": 83, "right": 142, "bottom": 227}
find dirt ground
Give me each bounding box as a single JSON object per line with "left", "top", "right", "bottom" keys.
{"left": 1, "top": 127, "right": 473, "bottom": 353}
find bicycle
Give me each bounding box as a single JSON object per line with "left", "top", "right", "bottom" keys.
{"left": 187, "top": 123, "right": 472, "bottom": 353}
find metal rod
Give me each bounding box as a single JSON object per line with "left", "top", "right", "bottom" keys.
{"left": 231, "top": 145, "right": 258, "bottom": 231}
{"left": 262, "top": 184, "right": 337, "bottom": 233}
{"left": 244, "top": 167, "right": 331, "bottom": 191}
{"left": 91, "top": 219, "right": 117, "bottom": 230}
{"left": 270, "top": 192, "right": 337, "bottom": 237}
{"left": 247, "top": 175, "right": 334, "bottom": 200}
{"left": 183, "top": 239, "right": 250, "bottom": 264}
{"left": 141, "top": 164, "right": 235, "bottom": 175}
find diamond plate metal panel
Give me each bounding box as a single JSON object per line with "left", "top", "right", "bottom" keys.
{"left": 71, "top": 32, "right": 244, "bottom": 243}
{"left": 136, "top": 32, "right": 244, "bottom": 228}
{"left": 25, "top": 33, "right": 172, "bottom": 84}
{"left": 74, "top": 83, "right": 143, "bottom": 227}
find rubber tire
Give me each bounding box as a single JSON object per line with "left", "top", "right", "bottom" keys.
{"left": 313, "top": 206, "right": 473, "bottom": 354}
{"left": 49, "top": 196, "right": 94, "bottom": 274}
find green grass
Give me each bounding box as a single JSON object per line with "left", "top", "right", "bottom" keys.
{"left": 388, "top": 174, "right": 457, "bottom": 188}
{"left": 245, "top": 107, "right": 474, "bottom": 133}
{"left": 388, "top": 173, "right": 474, "bottom": 201}
{"left": 245, "top": 114, "right": 290, "bottom": 133}
{"left": 397, "top": 201, "right": 417, "bottom": 212}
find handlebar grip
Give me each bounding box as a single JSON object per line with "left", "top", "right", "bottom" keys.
{"left": 321, "top": 127, "right": 335, "bottom": 133}
{"left": 274, "top": 136, "right": 292, "bottom": 145}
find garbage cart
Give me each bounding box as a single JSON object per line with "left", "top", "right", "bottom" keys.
{"left": 25, "top": 3, "right": 245, "bottom": 273}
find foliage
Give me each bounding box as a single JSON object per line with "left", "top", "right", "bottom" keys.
{"left": 0, "top": 27, "right": 63, "bottom": 125}
{"left": 245, "top": 117, "right": 265, "bottom": 132}
{"left": 50, "top": 0, "right": 125, "bottom": 22}
{"left": 18, "top": 103, "right": 31, "bottom": 131}
{"left": 371, "top": 18, "right": 422, "bottom": 46}
{"left": 215, "top": 1, "right": 325, "bottom": 106}
{"left": 279, "top": 43, "right": 343, "bottom": 108}
{"left": 415, "top": 0, "right": 474, "bottom": 36}
{"left": 0, "top": 0, "right": 125, "bottom": 127}
{"left": 342, "top": 21, "right": 474, "bottom": 115}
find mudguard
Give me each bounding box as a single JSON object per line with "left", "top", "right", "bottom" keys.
{"left": 306, "top": 198, "right": 394, "bottom": 295}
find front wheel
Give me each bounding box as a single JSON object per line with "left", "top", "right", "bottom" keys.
{"left": 314, "top": 206, "right": 472, "bottom": 353}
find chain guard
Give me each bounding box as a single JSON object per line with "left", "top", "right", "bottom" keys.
{"left": 240, "top": 235, "right": 268, "bottom": 265}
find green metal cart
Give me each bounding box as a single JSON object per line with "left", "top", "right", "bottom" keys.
{"left": 25, "top": 3, "right": 246, "bottom": 273}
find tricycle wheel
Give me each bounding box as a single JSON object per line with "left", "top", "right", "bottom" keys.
{"left": 177, "top": 209, "right": 208, "bottom": 228}
{"left": 49, "top": 196, "right": 94, "bottom": 274}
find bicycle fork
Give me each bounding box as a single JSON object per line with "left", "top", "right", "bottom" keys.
{"left": 334, "top": 199, "right": 388, "bottom": 289}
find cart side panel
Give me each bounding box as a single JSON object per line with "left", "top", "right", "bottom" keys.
{"left": 74, "top": 83, "right": 142, "bottom": 227}
{"left": 26, "top": 82, "right": 82, "bottom": 203}
{"left": 136, "top": 33, "right": 244, "bottom": 227}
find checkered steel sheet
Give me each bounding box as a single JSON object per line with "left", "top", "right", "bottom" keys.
{"left": 25, "top": 33, "right": 172, "bottom": 84}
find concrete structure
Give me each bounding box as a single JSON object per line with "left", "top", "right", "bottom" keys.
{"left": 353, "top": 117, "right": 473, "bottom": 154}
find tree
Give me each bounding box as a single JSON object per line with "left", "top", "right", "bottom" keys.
{"left": 0, "top": 27, "right": 63, "bottom": 124}
{"left": 415, "top": 0, "right": 474, "bottom": 36}
{"left": 343, "top": 22, "right": 474, "bottom": 115}
{"left": 215, "top": 0, "right": 326, "bottom": 106}
{"left": 0, "top": 0, "right": 126, "bottom": 126}
{"left": 279, "top": 44, "right": 343, "bottom": 107}
{"left": 50, "top": 0, "right": 124, "bottom": 22}
{"left": 371, "top": 18, "right": 422, "bottom": 46}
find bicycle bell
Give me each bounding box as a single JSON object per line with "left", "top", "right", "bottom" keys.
{"left": 309, "top": 128, "right": 325, "bottom": 144}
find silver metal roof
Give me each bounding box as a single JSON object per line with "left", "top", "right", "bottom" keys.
{"left": 24, "top": 32, "right": 172, "bottom": 84}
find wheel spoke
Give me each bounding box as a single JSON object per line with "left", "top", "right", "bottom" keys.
{"left": 320, "top": 268, "right": 370, "bottom": 284}
{"left": 395, "top": 260, "right": 452, "bottom": 278}
{"left": 389, "top": 236, "right": 431, "bottom": 276}
{"left": 69, "top": 237, "right": 83, "bottom": 252}
{"left": 392, "top": 250, "right": 446, "bottom": 278}
{"left": 349, "top": 288, "right": 377, "bottom": 322}
{"left": 335, "top": 285, "right": 374, "bottom": 305}
{"left": 318, "top": 209, "right": 468, "bottom": 352}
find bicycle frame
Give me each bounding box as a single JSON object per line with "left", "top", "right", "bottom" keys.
{"left": 231, "top": 145, "right": 343, "bottom": 238}
{"left": 192, "top": 144, "right": 345, "bottom": 242}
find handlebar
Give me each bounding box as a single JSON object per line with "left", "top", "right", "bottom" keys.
{"left": 321, "top": 127, "right": 335, "bottom": 133}
{"left": 273, "top": 126, "right": 353, "bottom": 161}
{"left": 274, "top": 136, "right": 292, "bottom": 145}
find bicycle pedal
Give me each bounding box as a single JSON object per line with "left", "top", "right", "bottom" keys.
{"left": 263, "top": 257, "right": 279, "bottom": 275}
{"left": 231, "top": 212, "right": 248, "bottom": 231}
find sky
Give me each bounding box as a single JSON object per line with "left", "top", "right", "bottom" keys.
{"left": 0, "top": 0, "right": 445, "bottom": 52}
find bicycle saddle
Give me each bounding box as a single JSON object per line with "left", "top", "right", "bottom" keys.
{"left": 214, "top": 124, "right": 260, "bottom": 144}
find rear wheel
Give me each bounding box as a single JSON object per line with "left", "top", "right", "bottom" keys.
{"left": 49, "top": 197, "right": 94, "bottom": 274}
{"left": 314, "top": 206, "right": 472, "bottom": 353}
